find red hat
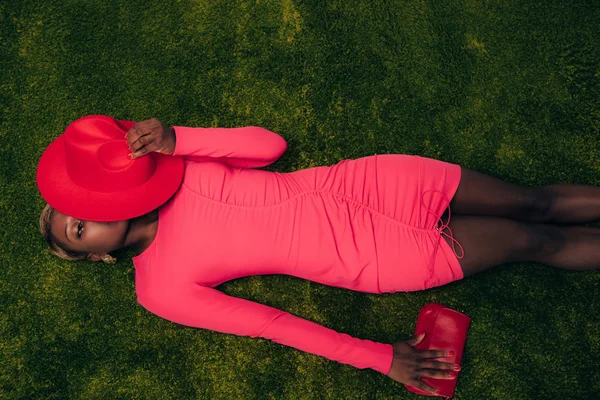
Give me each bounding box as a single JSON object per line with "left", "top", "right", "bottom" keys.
{"left": 36, "top": 114, "right": 184, "bottom": 222}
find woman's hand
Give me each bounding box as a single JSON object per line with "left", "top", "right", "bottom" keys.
{"left": 386, "top": 332, "right": 460, "bottom": 395}
{"left": 125, "top": 117, "right": 176, "bottom": 159}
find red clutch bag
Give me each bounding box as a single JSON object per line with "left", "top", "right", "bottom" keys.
{"left": 403, "top": 303, "right": 471, "bottom": 399}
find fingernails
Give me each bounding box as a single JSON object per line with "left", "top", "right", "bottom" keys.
{"left": 448, "top": 372, "right": 456, "bottom": 378}
{"left": 435, "top": 390, "right": 441, "bottom": 395}
{"left": 454, "top": 365, "right": 461, "bottom": 371}
{"left": 128, "top": 153, "right": 133, "bottom": 159}
{"left": 448, "top": 350, "right": 455, "bottom": 356}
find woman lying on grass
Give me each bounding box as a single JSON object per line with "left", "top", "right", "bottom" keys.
{"left": 37, "top": 115, "right": 599, "bottom": 396}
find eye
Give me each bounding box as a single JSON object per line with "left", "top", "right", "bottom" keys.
{"left": 77, "top": 221, "right": 83, "bottom": 238}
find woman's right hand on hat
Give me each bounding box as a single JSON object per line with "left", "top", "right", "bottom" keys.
{"left": 125, "top": 118, "right": 176, "bottom": 159}
{"left": 386, "top": 332, "right": 459, "bottom": 395}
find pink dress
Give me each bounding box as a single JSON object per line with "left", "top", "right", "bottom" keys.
{"left": 132, "top": 125, "right": 465, "bottom": 376}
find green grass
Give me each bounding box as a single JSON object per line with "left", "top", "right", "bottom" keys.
{"left": 1, "top": 0, "right": 599, "bottom": 398}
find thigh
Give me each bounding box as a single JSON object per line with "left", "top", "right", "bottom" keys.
{"left": 449, "top": 166, "right": 551, "bottom": 222}
{"left": 438, "top": 214, "right": 547, "bottom": 278}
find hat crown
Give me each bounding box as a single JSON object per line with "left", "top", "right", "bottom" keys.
{"left": 64, "top": 115, "right": 155, "bottom": 192}
{"left": 36, "top": 114, "right": 184, "bottom": 222}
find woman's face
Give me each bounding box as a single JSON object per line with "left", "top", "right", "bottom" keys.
{"left": 50, "top": 209, "right": 131, "bottom": 255}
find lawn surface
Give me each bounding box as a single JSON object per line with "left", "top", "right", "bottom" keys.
{"left": 1, "top": 0, "right": 599, "bottom": 399}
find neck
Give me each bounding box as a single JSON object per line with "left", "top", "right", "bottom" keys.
{"left": 126, "top": 209, "right": 159, "bottom": 256}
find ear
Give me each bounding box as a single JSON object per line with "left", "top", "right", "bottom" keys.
{"left": 87, "top": 253, "right": 108, "bottom": 262}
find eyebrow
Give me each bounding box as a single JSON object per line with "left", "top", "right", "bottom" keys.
{"left": 65, "top": 221, "right": 71, "bottom": 243}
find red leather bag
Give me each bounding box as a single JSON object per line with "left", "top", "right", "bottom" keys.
{"left": 403, "top": 303, "right": 471, "bottom": 398}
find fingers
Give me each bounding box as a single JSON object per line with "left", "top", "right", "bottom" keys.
{"left": 418, "top": 360, "right": 460, "bottom": 372}
{"left": 125, "top": 118, "right": 166, "bottom": 159}
{"left": 419, "top": 366, "right": 456, "bottom": 378}
{"left": 126, "top": 128, "right": 156, "bottom": 159}
{"left": 409, "top": 378, "right": 442, "bottom": 396}
{"left": 127, "top": 134, "right": 150, "bottom": 159}
{"left": 407, "top": 371, "right": 455, "bottom": 395}
{"left": 124, "top": 119, "right": 147, "bottom": 141}
{"left": 129, "top": 145, "right": 151, "bottom": 159}
{"left": 128, "top": 134, "right": 153, "bottom": 157}
{"left": 125, "top": 125, "right": 148, "bottom": 148}
{"left": 124, "top": 118, "right": 155, "bottom": 146}
{"left": 416, "top": 368, "right": 457, "bottom": 380}
{"left": 408, "top": 368, "right": 457, "bottom": 396}
{"left": 421, "top": 349, "right": 454, "bottom": 358}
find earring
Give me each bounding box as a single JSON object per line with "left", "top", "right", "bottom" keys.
{"left": 101, "top": 254, "right": 117, "bottom": 264}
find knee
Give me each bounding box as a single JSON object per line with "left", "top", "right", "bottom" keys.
{"left": 529, "top": 187, "right": 555, "bottom": 222}
{"left": 528, "top": 224, "right": 566, "bottom": 257}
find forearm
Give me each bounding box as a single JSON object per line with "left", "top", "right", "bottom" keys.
{"left": 171, "top": 125, "right": 287, "bottom": 168}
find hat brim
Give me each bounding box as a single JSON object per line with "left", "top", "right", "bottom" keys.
{"left": 36, "top": 133, "right": 184, "bottom": 222}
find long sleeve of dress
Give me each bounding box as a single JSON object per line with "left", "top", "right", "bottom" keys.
{"left": 171, "top": 125, "right": 288, "bottom": 168}
{"left": 137, "top": 282, "right": 394, "bottom": 375}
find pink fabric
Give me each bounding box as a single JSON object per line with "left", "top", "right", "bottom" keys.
{"left": 422, "top": 189, "right": 465, "bottom": 279}
{"left": 132, "top": 125, "right": 464, "bottom": 376}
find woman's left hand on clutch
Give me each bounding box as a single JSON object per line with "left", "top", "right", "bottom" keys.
{"left": 125, "top": 117, "right": 176, "bottom": 159}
